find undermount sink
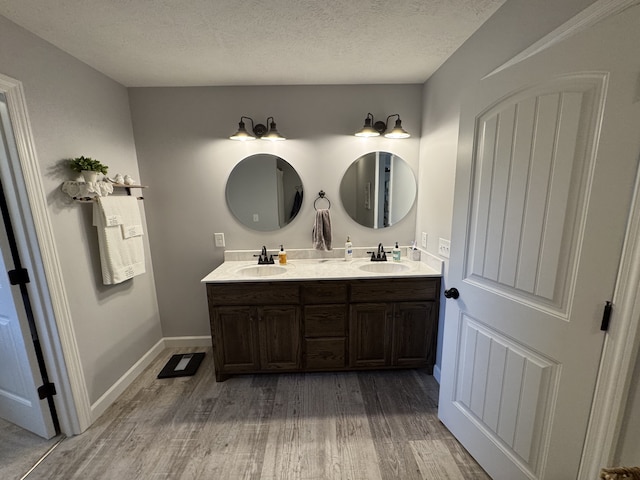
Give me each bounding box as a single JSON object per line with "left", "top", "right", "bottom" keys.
{"left": 236, "top": 265, "right": 287, "bottom": 277}
{"left": 358, "top": 262, "right": 410, "bottom": 274}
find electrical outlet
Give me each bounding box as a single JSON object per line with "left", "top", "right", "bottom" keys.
{"left": 438, "top": 238, "right": 451, "bottom": 258}
{"left": 421, "top": 232, "right": 427, "bottom": 248}
{"left": 253, "top": 214, "right": 259, "bottom": 222}
{"left": 214, "top": 233, "right": 225, "bottom": 247}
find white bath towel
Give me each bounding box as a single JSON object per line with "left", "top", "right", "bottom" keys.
{"left": 93, "top": 196, "right": 145, "bottom": 285}
{"left": 312, "top": 208, "right": 332, "bottom": 251}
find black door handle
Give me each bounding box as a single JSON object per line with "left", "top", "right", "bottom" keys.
{"left": 444, "top": 288, "right": 459, "bottom": 299}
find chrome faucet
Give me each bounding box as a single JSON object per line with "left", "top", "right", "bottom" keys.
{"left": 367, "top": 243, "right": 388, "bottom": 261}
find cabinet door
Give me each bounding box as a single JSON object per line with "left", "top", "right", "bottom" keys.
{"left": 349, "top": 303, "right": 392, "bottom": 367}
{"left": 258, "top": 306, "right": 301, "bottom": 370}
{"left": 212, "top": 306, "right": 260, "bottom": 379}
{"left": 392, "top": 302, "right": 438, "bottom": 370}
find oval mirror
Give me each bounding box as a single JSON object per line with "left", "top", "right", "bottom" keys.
{"left": 226, "top": 154, "right": 303, "bottom": 231}
{"left": 340, "top": 151, "right": 416, "bottom": 228}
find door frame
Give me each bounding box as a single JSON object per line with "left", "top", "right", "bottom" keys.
{"left": 580, "top": 170, "right": 640, "bottom": 475}
{"left": 0, "top": 73, "right": 91, "bottom": 435}
{"left": 479, "top": 0, "right": 640, "bottom": 476}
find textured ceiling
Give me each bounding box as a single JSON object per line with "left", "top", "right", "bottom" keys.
{"left": 0, "top": 0, "right": 506, "bottom": 87}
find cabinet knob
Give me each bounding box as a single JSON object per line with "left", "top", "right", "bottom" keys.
{"left": 444, "top": 288, "right": 460, "bottom": 299}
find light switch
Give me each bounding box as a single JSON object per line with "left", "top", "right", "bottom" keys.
{"left": 421, "top": 232, "right": 427, "bottom": 248}
{"left": 214, "top": 233, "right": 225, "bottom": 247}
{"left": 438, "top": 238, "right": 450, "bottom": 258}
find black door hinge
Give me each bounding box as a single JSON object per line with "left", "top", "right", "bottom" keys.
{"left": 8, "top": 268, "right": 30, "bottom": 285}
{"left": 37, "top": 382, "right": 56, "bottom": 400}
{"left": 600, "top": 301, "right": 612, "bottom": 331}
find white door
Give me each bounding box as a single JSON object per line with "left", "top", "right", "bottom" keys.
{"left": 0, "top": 109, "right": 56, "bottom": 439}
{"left": 438, "top": 6, "right": 640, "bottom": 480}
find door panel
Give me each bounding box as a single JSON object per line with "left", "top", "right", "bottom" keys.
{"left": 0, "top": 224, "right": 55, "bottom": 438}
{"left": 439, "top": 6, "right": 640, "bottom": 479}
{"left": 455, "top": 315, "right": 558, "bottom": 470}
{"left": 213, "top": 306, "right": 260, "bottom": 372}
{"left": 0, "top": 95, "right": 55, "bottom": 439}
{"left": 258, "top": 306, "right": 301, "bottom": 370}
{"left": 349, "top": 303, "right": 392, "bottom": 367}
{"left": 467, "top": 77, "right": 601, "bottom": 313}
{"left": 392, "top": 301, "right": 437, "bottom": 367}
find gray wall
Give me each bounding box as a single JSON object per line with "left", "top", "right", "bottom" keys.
{"left": 414, "top": 0, "right": 638, "bottom": 465}
{"left": 128, "top": 85, "right": 422, "bottom": 338}
{"left": 0, "top": 16, "right": 162, "bottom": 404}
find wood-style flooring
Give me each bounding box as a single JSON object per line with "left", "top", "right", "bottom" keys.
{"left": 0, "top": 418, "right": 61, "bottom": 480}
{"left": 26, "top": 347, "right": 490, "bottom": 479}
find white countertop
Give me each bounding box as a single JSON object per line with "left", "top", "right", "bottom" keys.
{"left": 201, "top": 257, "right": 441, "bottom": 283}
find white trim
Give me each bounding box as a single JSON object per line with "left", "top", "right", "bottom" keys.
{"left": 90, "top": 338, "right": 165, "bottom": 421}
{"left": 484, "top": 0, "right": 640, "bottom": 79}
{"left": 432, "top": 364, "right": 441, "bottom": 384}
{"left": 0, "top": 73, "right": 91, "bottom": 434}
{"left": 579, "top": 170, "right": 640, "bottom": 477}
{"left": 163, "top": 336, "right": 212, "bottom": 348}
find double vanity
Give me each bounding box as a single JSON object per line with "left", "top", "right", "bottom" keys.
{"left": 202, "top": 253, "right": 441, "bottom": 381}
{"left": 211, "top": 148, "right": 434, "bottom": 381}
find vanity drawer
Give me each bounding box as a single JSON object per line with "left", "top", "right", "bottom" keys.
{"left": 301, "top": 282, "right": 348, "bottom": 304}
{"left": 305, "top": 338, "right": 346, "bottom": 369}
{"left": 304, "top": 305, "right": 347, "bottom": 337}
{"left": 350, "top": 277, "right": 440, "bottom": 302}
{"left": 207, "top": 282, "right": 300, "bottom": 306}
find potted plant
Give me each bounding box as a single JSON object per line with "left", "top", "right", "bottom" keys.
{"left": 69, "top": 156, "right": 108, "bottom": 183}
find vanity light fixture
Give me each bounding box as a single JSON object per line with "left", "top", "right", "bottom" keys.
{"left": 261, "top": 117, "right": 286, "bottom": 141}
{"left": 354, "top": 113, "right": 380, "bottom": 137}
{"left": 354, "top": 113, "right": 410, "bottom": 139}
{"left": 384, "top": 114, "right": 411, "bottom": 139}
{"left": 229, "top": 116, "right": 286, "bottom": 141}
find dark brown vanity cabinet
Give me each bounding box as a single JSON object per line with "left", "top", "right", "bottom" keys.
{"left": 206, "top": 276, "right": 440, "bottom": 381}
{"left": 208, "top": 282, "right": 301, "bottom": 381}
{"left": 349, "top": 278, "right": 440, "bottom": 373}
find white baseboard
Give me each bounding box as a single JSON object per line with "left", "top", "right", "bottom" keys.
{"left": 163, "top": 336, "right": 212, "bottom": 348}
{"left": 89, "top": 337, "right": 165, "bottom": 422}
{"left": 433, "top": 364, "right": 441, "bottom": 384}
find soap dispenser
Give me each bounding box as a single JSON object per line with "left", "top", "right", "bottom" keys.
{"left": 345, "top": 236, "right": 353, "bottom": 261}
{"left": 278, "top": 245, "right": 287, "bottom": 265}
{"left": 392, "top": 242, "right": 401, "bottom": 262}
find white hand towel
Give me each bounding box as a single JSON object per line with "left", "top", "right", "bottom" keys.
{"left": 93, "top": 196, "right": 145, "bottom": 285}
{"left": 121, "top": 224, "right": 144, "bottom": 239}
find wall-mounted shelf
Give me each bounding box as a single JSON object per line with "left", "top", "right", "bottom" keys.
{"left": 61, "top": 181, "right": 148, "bottom": 202}
{"left": 111, "top": 184, "right": 148, "bottom": 199}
